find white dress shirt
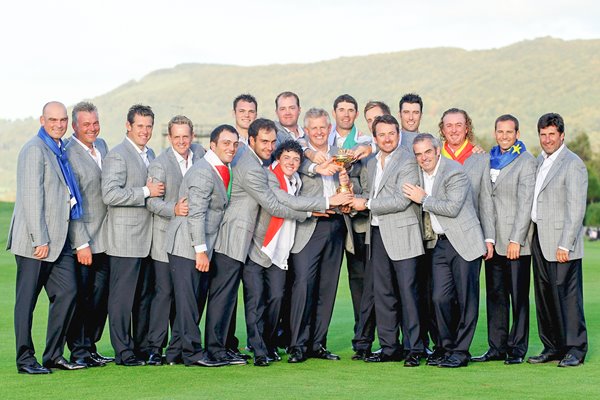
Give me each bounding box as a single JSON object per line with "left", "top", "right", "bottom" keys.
{"left": 172, "top": 147, "right": 194, "bottom": 176}
{"left": 126, "top": 136, "right": 151, "bottom": 197}
{"left": 423, "top": 156, "right": 445, "bottom": 234}
{"left": 72, "top": 135, "right": 102, "bottom": 169}
{"left": 531, "top": 143, "right": 565, "bottom": 223}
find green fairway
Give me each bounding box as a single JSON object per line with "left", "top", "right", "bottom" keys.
{"left": 0, "top": 200, "right": 598, "bottom": 399}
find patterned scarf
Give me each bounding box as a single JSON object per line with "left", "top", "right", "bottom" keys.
{"left": 441, "top": 140, "right": 474, "bottom": 165}
{"left": 490, "top": 140, "right": 526, "bottom": 170}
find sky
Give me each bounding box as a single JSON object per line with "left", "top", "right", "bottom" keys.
{"left": 1, "top": 0, "right": 599, "bottom": 119}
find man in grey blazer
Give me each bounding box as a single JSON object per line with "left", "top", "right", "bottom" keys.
{"left": 274, "top": 91, "right": 306, "bottom": 146}
{"left": 472, "top": 115, "right": 536, "bottom": 365}
{"left": 403, "top": 133, "right": 487, "bottom": 368}
{"left": 166, "top": 124, "right": 239, "bottom": 368}
{"left": 205, "top": 118, "right": 350, "bottom": 364}
{"left": 398, "top": 93, "right": 423, "bottom": 141}
{"left": 528, "top": 113, "right": 588, "bottom": 367}
{"left": 65, "top": 101, "right": 111, "bottom": 368}
{"left": 351, "top": 115, "right": 425, "bottom": 366}
{"left": 145, "top": 115, "right": 206, "bottom": 365}
{"left": 8, "top": 101, "right": 84, "bottom": 374}
{"left": 102, "top": 104, "right": 165, "bottom": 366}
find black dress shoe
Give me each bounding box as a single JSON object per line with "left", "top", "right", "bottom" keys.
{"left": 404, "top": 353, "right": 421, "bottom": 367}
{"left": 426, "top": 349, "right": 446, "bottom": 366}
{"left": 219, "top": 351, "right": 248, "bottom": 365}
{"left": 527, "top": 352, "right": 562, "bottom": 364}
{"left": 44, "top": 357, "right": 86, "bottom": 371}
{"left": 471, "top": 350, "right": 507, "bottom": 362}
{"left": 310, "top": 346, "right": 340, "bottom": 360}
{"left": 254, "top": 356, "right": 270, "bottom": 367}
{"left": 364, "top": 352, "right": 403, "bottom": 363}
{"left": 227, "top": 348, "right": 251, "bottom": 360}
{"left": 18, "top": 363, "right": 52, "bottom": 374}
{"left": 438, "top": 354, "right": 468, "bottom": 368}
{"left": 352, "top": 349, "right": 372, "bottom": 361}
{"left": 146, "top": 353, "right": 163, "bottom": 366}
{"left": 267, "top": 349, "right": 282, "bottom": 362}
{"left": 558, "top": 354, "right": 584, "bottom": 367}
{"left": 191, "top": 358, "right": 229, "bottom": 367}
{"left": 71, "top": 356, "right": 105, "bottom": 368}
{"left": 504, "top": 355, "right": 524, "bottom": 365}
{"left": 287, "top": 348, "right": 306, "bottom": 363}
{"left": 91, "top": 352, "right": 115, "bottom": 363}
{"left": 117, "top": 356, "right": 146, "bottom": 366}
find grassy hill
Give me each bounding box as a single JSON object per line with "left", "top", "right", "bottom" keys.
{"left": 1, "top": 36, "right": 599, "bottom": 200}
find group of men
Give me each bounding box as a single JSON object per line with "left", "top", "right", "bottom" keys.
{"left": 8, "top": 90, "right": 588, "bottom": 374}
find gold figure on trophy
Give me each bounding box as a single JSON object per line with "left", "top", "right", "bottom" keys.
{"left": 332, "top": 149, "right": 356, "bottom": 194}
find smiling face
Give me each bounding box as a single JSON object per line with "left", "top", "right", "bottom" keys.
{"left": 365, "top": 106, "right": 385, "bottom": 134}
{"left": 211, "top": 129, "right": 239, "bottom": 164}
{"left": 40, "top": 102, "right": 68, "bottom": 142}
{"left": 277, "top": 150, "right": 302, "bottom": 178}
{"left": 305, "top": 115, "right": 331, "bottom": 151}
{"left": 249, "top": 128, "right": 277, "bottom": 161}
{"left": 168, "top": 123, "right": 194, "bottom": 158}
{"left": 538, "top": 125, "right": 564, "bottom": 156}
{"left": 413, "top": 138, "right": 440, "bottom": 175}
{"left": 73, "top": 111, "right": 100, "bottom": 148}
{"left": 373, "top": 122, "right": 399, "bottom": 156}
{"left": 399, "top": 102, "right": 422, "bottom": 133}
{"left": 333, "top": 101, "right": 357, "bottom": 133}
{"left": 233, "top": 100, "right": 257, "bottom": 131}
{"left": 441, "top": 112, "right": 468, "bottom": 149}
{"left": 126, "top": 114, "right": 154, "bottom": 149}
{"left": 276, "top": 95, "right": 301, "bottom": 129}
{"left": 494, "top": 119, "right": 519, "bottom": 152}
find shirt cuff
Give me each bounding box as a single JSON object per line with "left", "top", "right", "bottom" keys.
{"left": 509, "top": 240, "right": 520, "bottom": 245}
{"left": 325, "top": 197, "right": 330, "bottom": 209}
{"left": 558, "top": 246, "right": 569, "bottom": 252}
{"left": 308, "top": 163, "right": 317, "bottom": 174}
{"left": 76, "top": 242, "right": 90, "bottom": 251}
{"left": 485, "top": 239, "right": 495, "bottom": 244}
{"left": 143, "top": 186, "right": 150, "bottom": 198}
{"left": 194, "top": 244, "right": 207, "bottom": 253}
{"left": 366, "top": 199, "right": 371, "bottom": 210}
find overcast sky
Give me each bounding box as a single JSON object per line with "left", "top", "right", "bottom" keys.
{"left": 1, "top": 0, "right": 598, "bottom": 119}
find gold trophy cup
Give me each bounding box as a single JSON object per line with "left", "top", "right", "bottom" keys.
{"left": 332, "top": 150, "right": 356, "bottom": 194}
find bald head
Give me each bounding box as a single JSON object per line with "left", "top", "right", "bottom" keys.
{"left": 40, "top": 101, "right": 68, "bottom": 142}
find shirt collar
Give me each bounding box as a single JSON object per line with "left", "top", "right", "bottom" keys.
{"left": 72, "top": 134, "right": 97, "bottom": 152}
{"left": 204, "top": 149, "right": 226, "bottom": 167}
{"left": 125, "top": 136, "right": 147, "bottom": 155}
{"left": 424, "top": 156, "right": 442, "bottom": 178}
{"left": 172, "top": 146, "right": 193, "bottom": 164}
{"left": 542, "top": 142, "right": 565, "bottom": 161}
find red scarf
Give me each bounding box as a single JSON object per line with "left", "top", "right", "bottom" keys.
{"left": 442, "top": 140, "right": 474, "bottom": 165}
{"left": 262, "top": 163, "right": 288, "bottom": 248}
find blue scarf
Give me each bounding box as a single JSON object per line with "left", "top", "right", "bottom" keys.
{"left": 37, "top": 127, "right": 83, "bottom": 220}
{"left": 490, "top": 140, "right": 526, "bottom": 170}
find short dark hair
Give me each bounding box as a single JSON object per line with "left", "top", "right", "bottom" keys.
{"left": 495, "top": 114, "right": 519, "bottom": 132}
{"left": 273, "top": 140, "right": 304, "bottom": 163}
{"left": 333, "top": 94, "right": 358, "bottom": 111}
{"left": 371, "top": 114, "right": 400, "bottom": 136}
{"left": 364, "top": 100, "right": 391, "bottom": 116}
{"left": 537, "top": 113, "right": 565, "bottom": 134}
{"left": 127, "top": 104, "right": 154, "bottom": 125}
{"left": 248, "top": 118, "right": 276, "bottom": 140}
{"left": 233, "top": 94, "right": 258, "bottom": 111}
{"left": 399, "top": 93, "right": 423, "bottom": 113}
{"left": 210, "top": 124, "right": 239, "bottom": 144}
{"left": 275, "top": 91, "right": 300, "bottom": 108}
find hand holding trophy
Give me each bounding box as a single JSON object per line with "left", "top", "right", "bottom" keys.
{"left": 332, "top": 149, "right": 356, "bottom": 194}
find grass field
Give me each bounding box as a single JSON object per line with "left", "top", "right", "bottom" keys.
{"left": 0, "top": 201, "right": 598, "bottom": 399}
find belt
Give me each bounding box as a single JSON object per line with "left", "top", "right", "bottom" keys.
{"left": 437, "top": 234, "right": 448, "bottom": 241}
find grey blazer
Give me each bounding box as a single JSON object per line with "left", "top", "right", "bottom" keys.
{"left": 165, "top": 158, "right": 228, "bottom": 261}
{"left": 491, "top": 151, "right": 536, "bottom": 256}
{"left": 146, "top": 145, "right": 205, "bottom": 262}
{"left": 291, "top": 146, "right": 353, "bottom": 254}
{"left": 422, "top": 157, "right": 486, "bottom": 262}
{"left": 101, "top": 138, "right": 156, "bottom": 258}
{"left": 400, "top": 131, "right": 418, "bottom": 151}
{"left": 214, "top": 148, "right": 324, "bottom": 263}
{"left": 463, "top": 153, "right": 495, "bottom": 241}
{"left": 533, "top": 146, "right": 587, "bottom": 261}
{"left": 7, "top": 136, "right": 73, "bottom": 262}
{"left": 363, "top": 146, "right": 424, "bottom": 261}
{"left": 65, "top": 136, "right": 109, "bottom": 254}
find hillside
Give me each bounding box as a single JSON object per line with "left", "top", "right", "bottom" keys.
{"left": 1, "top": 36, "right": 599, "bottom": 200}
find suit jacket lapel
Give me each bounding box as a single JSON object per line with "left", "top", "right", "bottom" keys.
{"left": 493, "top": 154, "right": 520, "bottom": 189}
{"left": 377, "top": 148, "right": 400, "bottom": 194}
{"left": 165, "top": 147, "right": 184, "bottom": 179}
{"left": 540, "top": 148, "right": 568, "bottom": 192}
{"left": 45, "top": 144, "right": 67, "bottom": 187}
{"left": 431, "top": 157, "right": 445, "bottom": 197}
{"left": 122, "top": 138, "right": 147, "bottom": 172}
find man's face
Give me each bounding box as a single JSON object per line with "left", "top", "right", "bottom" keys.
{"left": 278, "top": 150, "right": 301, "bottom": 179}
{"left": 413, "top": 139, "right": 440, "bottom": 174}
{"left": 249, "top": 128, "right": 277, "bottom": 161}
{"left": 168, "top": 124, "right": 194, "bottom": 157}
{"left": 538, "top": 125, "right": 565, "bottom": 156}
{"left": 373, "top": 122, "right": 399, "bottom": 155}
{"left": 441, "top": 112, "right": 468, "bottom": 147}
{"left": 40, "top": 102, "right": 68, "bottom": 142}
{"left": 211, "top": 130, "right": 239, "bottom": 164}
{"left": 73, "top": 111, "right": 100, "bottom": 148}
{"left": 399, "top": 102, "right": 422, "bottom": 132}
{"left": 126, "top": 114, "right": 154, "bottom": 148}
{"left": 333, "top": 101, "right": 357, "bottom": 131}
{"left": 494, "top": 120, "right": 519, "bottom": 152}
{"left": 365, "top": 106, "right": 385, "bottom": 133}
{"left": 305, "top": 116, "right": 331, "bottom": 149}
{"left": 233, "top": 100, "right": 257, "bottom": 131}
{"left": 276, "top": 96, "right": 301, "bottom": 129}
